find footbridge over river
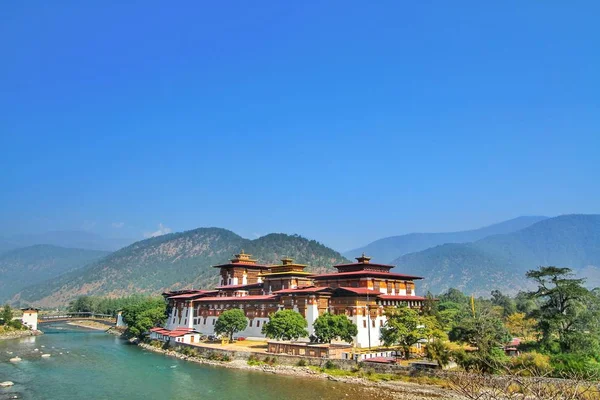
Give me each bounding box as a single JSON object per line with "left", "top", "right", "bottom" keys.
{"left": 39, "top": 312, "right": 116, "bottom": 326}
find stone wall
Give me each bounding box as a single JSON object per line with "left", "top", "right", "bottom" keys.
{"left": 167, "top": 341, "right": 412, "bottom": 372}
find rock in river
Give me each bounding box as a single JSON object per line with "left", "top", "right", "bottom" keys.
{"left": 0, "top": 381, "right": 14, "bottom": 387}
{"left": 9, "top": 357, "right": 21, "bottom": 362}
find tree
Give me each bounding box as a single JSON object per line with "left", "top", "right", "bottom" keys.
{"left": 262, "top": 310, "right": 308, "bottom": 341}
{"left": 312, "top": 313, "right": 357, "bottom": 344}
{"left": 448, "top": 303, "right": 511, "bottom": 354}
{"left": 214, "top": 309, "right": 248, "bottom": 342}
{"left": 121, "top": 297, "right": 167, "bottom": 338}
{"left": 380, "top": 306, "right": 434, "bottom": 359}
{"left": 526, "top": 266, "right": 592, "bottom": 352}
{"left": 1, "top": 304, "right": 14, "bottom": 325}
{"left": 491, "top": 290, "right": 516, "bottom": 317}
{"left": 505, "top": 312, "right": 536, "bottom": 340}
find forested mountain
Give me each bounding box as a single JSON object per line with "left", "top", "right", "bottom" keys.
{"left": 392, "top": 214, "right": 600, "bottom": 296}
{"left": 344, "top": 216, "right": 547, "bottom": 263}
{"left": 13, "top": 228, "right": 348, "bottom": 307}
{"left": 0, "top": 245, "right": 109, "bottom": 302}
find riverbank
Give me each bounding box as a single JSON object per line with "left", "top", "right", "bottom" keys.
{"left": 0, "top": 329, "right": 42, "bottom": 340}
{"left": 66, "top": 320, "right": 112, "bottom": 331}
{"left": 138, "top": 342, "right": 460, "bottom": 400}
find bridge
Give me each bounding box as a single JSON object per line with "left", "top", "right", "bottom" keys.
{"left": 38, "top": 312, "right": 116, "bottom": 326}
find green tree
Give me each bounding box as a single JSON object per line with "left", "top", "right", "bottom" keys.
{"left": 312, "top": 313, "right": 357, "bottom": 344}
{"left": 490, "top": 290, "right": 516, "bottom": 317}
{"left": 380, "top": 306, "right": 433, "bottom": 359}
{"left": 262, "top": 310, "right": 308, "bottom": 341}
{"left": 121, "top": 297, "right": 167, "bottom": 338}
{"left": 1, "top": 304, "right": 14, "bottom": 325}
{"left": 214, "top": 309, "right": 248, "bottom": 342}
{"left": 448, "top": 303, "right": 510, "bottom": 354}
{"left": 526, "top": 266, "right": 592, "bottom": 352}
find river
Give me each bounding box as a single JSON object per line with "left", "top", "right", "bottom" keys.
{"left": 0, "top": 324, "right": 385, "bottom": 400}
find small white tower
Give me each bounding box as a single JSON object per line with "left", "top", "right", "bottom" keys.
{"left": 21, "top": 308, "right": 39, "bottom": 331}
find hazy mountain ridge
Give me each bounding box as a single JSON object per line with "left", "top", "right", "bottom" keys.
{"left": 14, "top": 228, "right": 349, "bottom": 307}
{"left": 0, "top": 245, "right": 110, "bottom": 302}
{"left": 392, "top": 214, "right": 600, "bottom": 296}
{"left": 0, "top": 230, "right": 135, "bottom": 252}
{"left": 344, "top": 216, "right": 548, "bottom": 263}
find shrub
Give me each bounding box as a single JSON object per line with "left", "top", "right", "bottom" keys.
{"left": 550, "top": 354, "right": 600, "bottom": 379}
{"left": 324, "top": 360, "right": 335, "bottom": 370}
{"left": 510, "top": 352, "right": 552, "bottom": 376}
{"left": 297, "top": 359, "right": 307, "bottom": 367}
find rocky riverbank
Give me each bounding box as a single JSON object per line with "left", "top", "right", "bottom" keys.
{"left": 66, "top": 320, "right": 111, "bottom": 331}
{"left": 0, "top": 329, "right": 42, "bottom": 341}
{"left": 138, "top": 342, "right": 460, "bottom": 400}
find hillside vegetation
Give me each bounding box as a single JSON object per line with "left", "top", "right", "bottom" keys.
{"left": 393, "top": 214, "right": 600, "bottom": 295}
{"left": 0, "top": 245, "right": 109, "bottom": 302}
{"left": 345, "top": 216, "right": 547, "bottom": 263}
{"left": 14, "top": 228, "right": 348, "bottom": 307}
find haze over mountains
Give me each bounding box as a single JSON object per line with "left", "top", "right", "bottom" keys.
{"left": 11, "top": 229, "right": 348, "bottom": 307}
{"left": 393, "top": 214, "right": 600, "bottom": 296}
{"left": 344, "top": 216, "right": 548, "bottom": 263}
{"left": 4, "top": 214, "right": 600, "bottom": 307}
{"left": 0, "top": 230, "right": 134, "bottom": 252}
{"left": 0, "top": 245, "right": 109, "bottom": 302}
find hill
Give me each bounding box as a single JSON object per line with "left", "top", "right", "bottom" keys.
{"left": 344, "top": 216, "right": 548, "bottom": 263}
{"left": 13, "top": 228, "right": 348, "bottom": 307}
{"left": 392, "top": 214, "right": 600, "bottom": 296}
{"left": 0, "top": 245, "right": 110, "bottom": 302}
{"left": 3, "top": 230, "right": 135, "bottom": 252}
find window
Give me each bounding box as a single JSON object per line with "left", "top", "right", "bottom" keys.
{"left": 249, "top": 320, "right": 253, "bottom": 327}
{"left": 372, "top": 320, "right": 375, "bottom": 328}
{"left": 363, "top": 320, "right": 367, "bottom": 328}
{"left": 380, "top": 320, "right": 383, "bottom": 327}
{"left": 212, "top": 319, "right": 215, "bottom": 325}
{"left": 256, "top": 320, "right": 260, "bottom": 327}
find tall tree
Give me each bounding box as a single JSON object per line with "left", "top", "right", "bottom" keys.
{"left": 490, "top": 290, "right": 516, "bottom": 317}
{"left": 526, "top": 266, "right": 591, "bottom": 352}
{"left": 214, "top": 309, "right": 248, "bottom": 342}
{"left": 1, "top": 304, "right": 14, "bottom": 325}
{"left": 312, "top": 313, "right": 357, "bottom": 344}
{"left": 262, "top": 310, "right": 308, "bottom": 341}
{"left": 448, "top": 303, "right": 510, "bottom": 354}
{"left": 380, "top": 306, "right": 440, "bottom": 359}
{"left": 121, "top": 297, "right": 167, "bottom": 338}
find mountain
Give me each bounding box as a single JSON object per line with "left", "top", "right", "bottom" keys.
{"left": 3, "top": 231, "right": 135, "bottom": 252}
{"left": 392, "top": 214, "right": 600, "bottom": 296}
{"left": 344, "top": 216, "right": 548, "bottom": 263}
{"left": 0, "top": 245, "right": 110, "bottom": 302}
{"left": 13, "top": 228, "right": 349, "bottom": 307}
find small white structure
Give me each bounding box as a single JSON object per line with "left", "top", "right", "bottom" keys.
{"left": 116, "top": 311, "right": 127, "bottom": 328}
{"left": 149, "top": 327, "right": 200, "bottom": 344}
{"left": 21, "top": 308, "right": 39, "bottom": 331}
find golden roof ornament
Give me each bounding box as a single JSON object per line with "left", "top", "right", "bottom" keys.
{"left": 356, "top": 253, "right": 371, "bottom": 264}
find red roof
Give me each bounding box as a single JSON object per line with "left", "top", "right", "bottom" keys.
{"left": 362, "top": 357, "right": 397, "bottom": 364}
{"left": 334, "top": 287, "right": 378, "bottom": 295}
{"left": 196, "top": 295, "right": 278, "bottom": 302}
{"left": 378, "top": 295, "right": 427, "bottom": 301}
{"left": 274, "top": 286, "right": 333, "bottom": 294}
{"left": 312, "top": 270, "right": 423, "bottom": 280}
{"left": 212, "top": 262, "right": 271, "bottom": 269}
{"left": 215, "top": 283, "right": 263, "bottom": 290}
{"left": 150, "top": 327, "right": 198, "bottom": 337}
{"left": 168, "top": 290, "right": 218, "bottom": 299}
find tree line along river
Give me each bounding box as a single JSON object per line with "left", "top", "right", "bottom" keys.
{"left": 0, "top": 323, "right": 390, "bottom": 400}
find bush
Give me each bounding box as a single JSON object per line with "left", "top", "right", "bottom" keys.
{"left": 324, "top": 360, "right": 335, "bottom": 370}
{"left": 509, "top": 352, "right": 552, "bottom": 376}
{"left": 550, "top": 354, "right": 600, "bottom": 379}
{"left": 297, "top": 359, "right": 307, "bottom": 367}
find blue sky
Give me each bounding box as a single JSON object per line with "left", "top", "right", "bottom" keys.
{"left": 1, "top": 1, "right": 599, "bottom": 251}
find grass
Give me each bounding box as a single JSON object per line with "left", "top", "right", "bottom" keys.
{"left": 308, "top": 365, "right": 452, "bottom": 388}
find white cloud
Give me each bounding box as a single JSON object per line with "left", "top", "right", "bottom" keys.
{"left": 112, "top": 222, "right": 125, "bottom": 229}
{"left": 144, "top": 223, "right": 172, "bottom": 238}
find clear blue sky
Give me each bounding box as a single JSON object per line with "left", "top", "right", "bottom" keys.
{"left": 1, "top": 1, "right": 599, "bottom": 251}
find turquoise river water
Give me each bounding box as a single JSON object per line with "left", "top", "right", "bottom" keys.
{"left": 0, "top": 324, "right": 384, "bottom": 400}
